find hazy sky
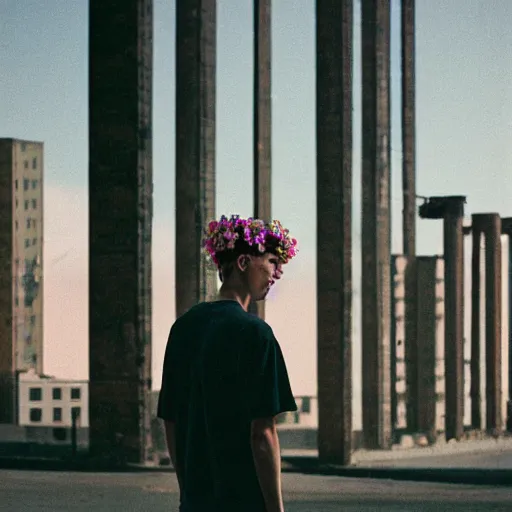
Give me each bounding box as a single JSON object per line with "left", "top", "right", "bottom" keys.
{"left": 1, "top": 0, "right": 512, "bottom": 428}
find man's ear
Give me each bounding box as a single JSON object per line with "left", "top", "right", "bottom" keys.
{"left": 237, "top": 254, "right": 249, "bottom": 272}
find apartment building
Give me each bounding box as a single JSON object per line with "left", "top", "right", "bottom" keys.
{"left": 0, "top": 138, "right": 44, "bottom": 422}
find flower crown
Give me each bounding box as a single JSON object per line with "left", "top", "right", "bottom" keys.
{"left": 203, "top": 214, "right": 298, "bottom": 267}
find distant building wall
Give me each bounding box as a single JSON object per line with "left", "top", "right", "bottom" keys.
{"left": 18, "top": 369, "right": 89, "bottom": 428}
{"left": 392, "top": 255, "right": 446, "bottom": 437}
{"left": 391, "top": 255, "right": 407, "bottom": 430}
{"left": 0, "top": 138, "right": 44, "bottom": 424}
{"left": 416, "top": 255, "right": 445, "bottom": 436}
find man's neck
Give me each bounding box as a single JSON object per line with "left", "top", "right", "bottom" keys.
{"left": 216, "top": 285, "right": 251, "bottom": 312}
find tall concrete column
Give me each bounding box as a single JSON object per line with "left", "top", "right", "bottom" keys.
{"left": 175, "top": 0, "right": 217, "bottom": 317}
{"left": 250, "top": 0, "right": 272, "bottom": 320}
{"left": 89, "top": 0, "right": 153, "bottom": 463}
{"left": 401, "top": 0, "right": 418, "bottom": 434}
{"left": 443, "top": 202, "right": 465, "bottom": 441}
{"left": 316, "top": 0, "right": 353, "bottom": 465}
{"left": 503, "top": 218, "right": 512, "bottom": 432}
{"left": 483, "top": 214, "right": 502, "bottom": 433}
{"left": 361, "top": 0, "right": 392, "bottom": 449}
{"left": 469, "top": 216, "right": 483, "bottom": 430}
{"left": 419, "top": 196, "right": 466, "bottom": 441}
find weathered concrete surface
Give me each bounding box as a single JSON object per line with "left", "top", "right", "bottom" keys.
{"left": 316, "top": 0, "right": 353, "bottom": 466}
{"left": 88, "top": 0, "right": 153, "bottom": 464}
{"left": 0, "top": 470, "right": 511, "bottom": 511}
{"left": 361, "top": 0, "right": 393, "bottom": 450}
{"left": 175, "top": 0, "right": 217, "bottom": 316}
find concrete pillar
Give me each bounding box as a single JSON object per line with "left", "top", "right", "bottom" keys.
{"left": 484, "top": 214, "right": 502, "bottom": 433}
{"left": 316, "top": 0, "right": 353, "bottom": 464}
{"left": 361, "top": 0, "right": 392, "bottom": 449}
{"left": 469, "top": 216, "right": 483, "bottom": 430}
{"left": 250, "top": 0, "right": 272, "bottom": 320}
{"left": 443, "top": 202, "right": 465, "bottom": 441}
{"left": 175, "top": 0, "right": 217, "bottom": 317}
{"left": 88, "top": 0, "right": 153, "bottom": 463}
{"left": 0, "top": 139, "right": 15, "bottom": 423}
{"left": 416, "top": 256, "right": 442, "bottom": 442}
{"left": 503, "top": 218, "right": 512, "bottom": 432}
{"left": 401, "top": 0, "right": 418, "bottom": 434}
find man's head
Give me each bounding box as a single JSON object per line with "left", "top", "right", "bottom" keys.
{"left": 203, "top": 215, "right": 297, "bottom": 301}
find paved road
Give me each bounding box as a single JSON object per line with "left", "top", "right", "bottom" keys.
{"left": 0, "top": 470, "right": 511, "bottom": 511}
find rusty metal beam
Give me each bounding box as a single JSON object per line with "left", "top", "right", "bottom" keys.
{"left": 316, "top": 0, "right": 353, "bottom": 464}
{"left": 89, "top": 0, "right": 153, "bottom": 464}
{"left": 361, "top": 0, "right": 392, "bottom": 449}
{"left": 484, "top": 214, "right": 502, "bottom": 433}
{"left": 401, "top": 0, "right": 418, "bottom": 435}
{"left": 250, "top": 0, "right": 272, "bottom": 320}
{"left": 175, "top": 0, "right": 217, "bottom": 317}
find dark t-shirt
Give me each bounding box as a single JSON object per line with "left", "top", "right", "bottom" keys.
{"left": 157, "top": 300, "right": 297, "bottom": 512}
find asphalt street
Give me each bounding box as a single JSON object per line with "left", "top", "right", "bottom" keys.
{"left": 0, "top": 470, "right": 511, "bottom": 512}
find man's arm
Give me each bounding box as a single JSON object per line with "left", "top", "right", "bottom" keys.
{"left": 163, "top": 420, "right": 183, "bottom": 494}
{"left": 250, "top": 416, "right": 284, "bottom": 512}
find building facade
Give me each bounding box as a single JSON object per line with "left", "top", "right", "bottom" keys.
{"left": 18, "top": 369, "right": 89, "bottom": 428}
{"left": 392, "top": 254, "right": 446, "bottom": 438}
{"left": 0, "top": 138, "right": 44, "bottom": 423}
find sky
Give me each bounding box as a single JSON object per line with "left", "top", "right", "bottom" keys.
{"left": 1, "top": 0, "right": 512, "bottom": 429}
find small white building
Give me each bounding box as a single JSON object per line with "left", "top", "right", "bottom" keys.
{"left": 18, "top": 369, "right": 89, "bottom": 427}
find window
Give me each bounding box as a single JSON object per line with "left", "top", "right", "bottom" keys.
{"left": 21, "top": 143, "right": 26, "bottom": 152}
{"left": 52, "top": 387, "right": 61, "bottom": 400}
{"left": 15, "top": 179, "right": 18, "bottom": 190}
{"left": 30, "top": 408, "right": 42, "bottom": 422}
{"left": 70, "top": 388, "right": 81, "bottom": 400}
{"left": 71, "top": 407, "right": 81, "bottom": 423}
{"left": 32, "top": 180, "right": 38, "bottom": 189}
{"left": 31, "top": 199, "right": 37, "bottom": 209}
{"left": 29, "top": 387, "right": 42, "bottom": 401}
{"left": 24, "top": 160, "right": 28, "bottom": 169}
{"left": 15, "top": 220, "right": 18, "bottom": 231}
{"left": 25, "top": 239, "right": 30, "bottom": 248}
{"left": 30, "top": 315, "right": 36, "bottom": 327}
{"left": 53, "top": 408, "right": 62, "bottom": 422}
{"left": 53, "top": 428, "right": 67, "bottom": 441}
{"left": 24, "top": 200, "right": 29, "bottom": 210}
{"left": 26, "top": 218, "right": 31, "bottom": 229}
{"left": 302, "top": 397, "right": 311, "bottom": 414}
{"left": 32, "top": 157, "right": 37, "bottom": 169}
{"left": 15, "top": 198, "right": 18, "bottom": 208}
{"left": 32, "top": 238, "right": 37, "bottom": 246}
{"left": 23, "top": 179, "right": 29, "bottom": 191}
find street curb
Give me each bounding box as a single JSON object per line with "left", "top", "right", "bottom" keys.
{"left": 0, "top": 456, "right": 511, "bottom": 486}
{"left": 280, "top": 458, "right": 512, "bottom": 486}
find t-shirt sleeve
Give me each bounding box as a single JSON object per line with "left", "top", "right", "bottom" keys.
{"left": 247, "top": 325, "right": 297, "bottom": 420}
{"left": 157, "top": 326, "right": 178, "bottom": 422}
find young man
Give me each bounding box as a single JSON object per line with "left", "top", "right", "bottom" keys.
{"left": 157, "top": 215, "right": 298, "bottom": 512}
